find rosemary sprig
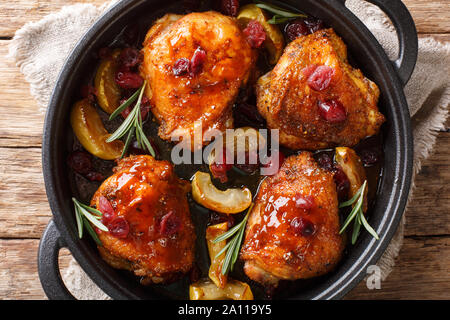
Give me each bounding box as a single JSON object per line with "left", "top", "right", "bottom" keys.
{"left": 339, "top": 180, "right": 379, "bottom": 244}
{"left": 213, "top": 203, "right": 254, "bottom": 275}
{"left": 106, "top": 81, "right": 155, "bottom": 158}
{"left": 72, "top": 198, "right": 108, "bottom": 246}
{"left": 254, "top": 1, "right": 307, "bottom": 24}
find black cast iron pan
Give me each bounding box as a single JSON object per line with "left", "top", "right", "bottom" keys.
{"left": 38, "top": 0, "right": 417, "bottom": 300}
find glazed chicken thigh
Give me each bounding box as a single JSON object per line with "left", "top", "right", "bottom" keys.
{"left": 91, "top": 155, "right": 195, "bottom": 284}
{"left": 240, "top": 152, "right": 345, "bottom": 286}
{"left": 141, "top": 11, "right": 256, "bottom": 149}
{"left": 256, "top": 28, "right": 385, "bottom": 150}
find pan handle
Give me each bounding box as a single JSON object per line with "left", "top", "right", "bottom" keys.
{"left": 38, "top": 220, "right": 76, "bottom": 300}
{"left": 340, "top": 0, "right": 418, "bottom": 86}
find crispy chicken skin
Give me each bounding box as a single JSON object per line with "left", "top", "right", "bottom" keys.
{"left": 256, "top": 28, "right": 385, "bottom": 150}
{"left": 91, "top": 155, "right": 195, "bottom": 284}
{"left": 141, "top": 12, "right": 256, "bottom": 148}
{"left": 240, "top": 152, "right": 345, "bottom": 286}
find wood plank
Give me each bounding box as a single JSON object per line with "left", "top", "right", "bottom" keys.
{"left": 346, "top": 236, "right": 450, "bottom": 299}
{"left": 0, "top": 237, "right": 447, "bottom": 299}
{"left": 0, "top": 0, "right": 106, "bottom": 38}
{"left": 403, "top": 0, "right": 450, "bottom": 34}
{"left": 0, "top": 148, "right": 51, "bottom": 238}
{"left": 0, "top": 240, "right": 71, "bottom": 299}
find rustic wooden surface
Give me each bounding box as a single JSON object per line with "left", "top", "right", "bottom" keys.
{"left": 0, "top": 0, "right": 448, "bottom": 300}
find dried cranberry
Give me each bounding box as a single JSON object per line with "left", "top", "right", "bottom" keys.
{"left": 210, "top": 148, "right": 233, "bottom": 183}
{"left": 360, "top": 148, "right": 380, "bottom": 167}
{"left": 243, "top": 20, "right": 266, "bottom": 49}
{"left": 307, "top": 65, "right": 334, "bottom": 91}
{"left": 120, "top": 96, "right": 151, "bottom": 120}
{"left": 160, "top": 211, "right": 182, "bottom": 236}
{"left": 315, "top": 152, "right": 334, "bottom": 171}
{"left": 209, "top": 211, "right": 235, "bottom": 229}
{"left": 318, "top": 99, "right": 347, "bottom": 123}
{"left": 234, "top": 103, "right": 266, "bottom": 128}
{"left": 334, "top": 167, "right": 350, "bottom": 201}
{"left": 119, "top": 47, "right": 142, "bottom": 69}
{"left": 284, "top": 18, "right": 324, "bottom": 42}
{"left": 98, "top": 196, "right": 115, "bottom": 224}
{"left": 115, "top": 71, "right": 144, "bottom": 89}
{"left": 190, "top": 48, "right": 207, "bottom": 76}
{"left": 293, "top": 194, "right": 315, "bottom": 210}
{"left": 261, "top": 150, "right": 285, "bottom": 176}
{"left": 221, "top": 0, "right": 239, "bottom": 17}
{"left": 285, "top": 19, "right": 310, "bottom": 42}
{"left": 173, "top": 58, "right": 191, "bottom": 76}
{"left": 67, "top": 151, "right": 93, "bottom": 175}
{"left": 80, "top": 85, "right": 97, "bottom": 102}
{"left": 85, "top": 171, "right": 105, "bottom": 182}
{"left": 291, "top": 217, "right": 316, "bottom": 237}
{"left": 301, "top": 64, "right": 318, "bottom": 79}
{"left": 304, "top": 18, "right": 325, "bottom": 33}
{"left": 108, "top": 217, "right": 130, "bottom": 238}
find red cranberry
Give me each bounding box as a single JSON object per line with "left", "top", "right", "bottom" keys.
{"left": 210, "top": 147, "right": 233, "bottom": 183}
{"left": 108, "top": 217, "right": 129, "bottom": 238}
{"left": 284, "top": 18, "right": 324, "bottom": 42}
{"left": 209, "top": 211, "right": 235, "bottom": 229}
{"left": 120, "top": 96, "right": 151, "bottom": 120}
{"left": 173, "top": 58, "right": 191, "bottom": 76}
{"left": 318, "top": 99, "right": 347, "bottom": 123}
{"left": 261, "top": 150, "right": 285, "bottom": 176}
{"left": 115, "top": 71, "right": 144, "bottom": 89}
{"left": 67, "top": 151, "right": 93, "bottom": 175}
{"left": 307, "top": 65, "right": 334, "bottom": 91}
{"left": 334, "top": 167, "right": 350, "bottom": 201}
{"left": 98, "top": 196, "right": 115, "bottom": 224}
{"left": 360, "top": 148, "right": 380, "bottom": 167}
{"left": 190, "top": 48, "right": 207, "bottom": 76}
{"left": 293, "top": 194, "right": 315, "bottom": 210}
{"left": 160, "top": 211, "right": 182, "bottom": 236}
{"left": 301, "top": 64, "right": 318, "bottom": 79}
{"left": 304, "top": 18, "right": 325, "bottom": 33}
{"left": 221, "top": 0, "right": 239, "bottom": 17}
{"left": 85, "top": 171, "right": 105, "bottom": 182}
{"left": 119, "top": 47, "right": 142, "bottom": 69}
{"left": 243, "top": 20, "right": 266, "bottom": 49}
{"left": 315, "top": 152, "right": 334, "bottom": 171}
{"left": 291, "top": 217, "right": 316, "bottom": 237}
{"left": 285, "top": 19, "right": 310, "bottom": 42}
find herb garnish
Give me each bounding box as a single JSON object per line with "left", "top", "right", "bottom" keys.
{"left": 339, "top": 180, "right": 379, "bottom": 244}
{"left": 254, "top": 1, "right": 307, "bottom": 24}
{"left": 106, "top": 81, "right": 155, "bottom": 158}
{"left": 213, "top": 203, "right": 254, "bottom": 275}
{"left": 72, "top": 198, "right": 108, "bottom": 246}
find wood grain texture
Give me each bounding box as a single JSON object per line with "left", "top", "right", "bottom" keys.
{"left": 0, "top": 0, "right": 448, "bottom": 300}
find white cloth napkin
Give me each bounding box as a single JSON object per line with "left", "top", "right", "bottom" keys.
{"left": 8, "top": 0, "right": 449, "bottom": 299}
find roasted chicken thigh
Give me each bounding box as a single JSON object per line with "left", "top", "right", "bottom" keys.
{"left": 91, "top": 155, "right": 195, "bottom": 284}
{"left": 240, "top": 152, "right": 345, "bottom": 286}
{"left": 256, "top": 28, "right": 385, "bottom": 150}
{"left": 141, "top": 11, "right": 256, "bottom": 148}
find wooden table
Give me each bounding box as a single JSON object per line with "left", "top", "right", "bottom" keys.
{"left": 0, "top": 0, "right": 448, "bottom": 300}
